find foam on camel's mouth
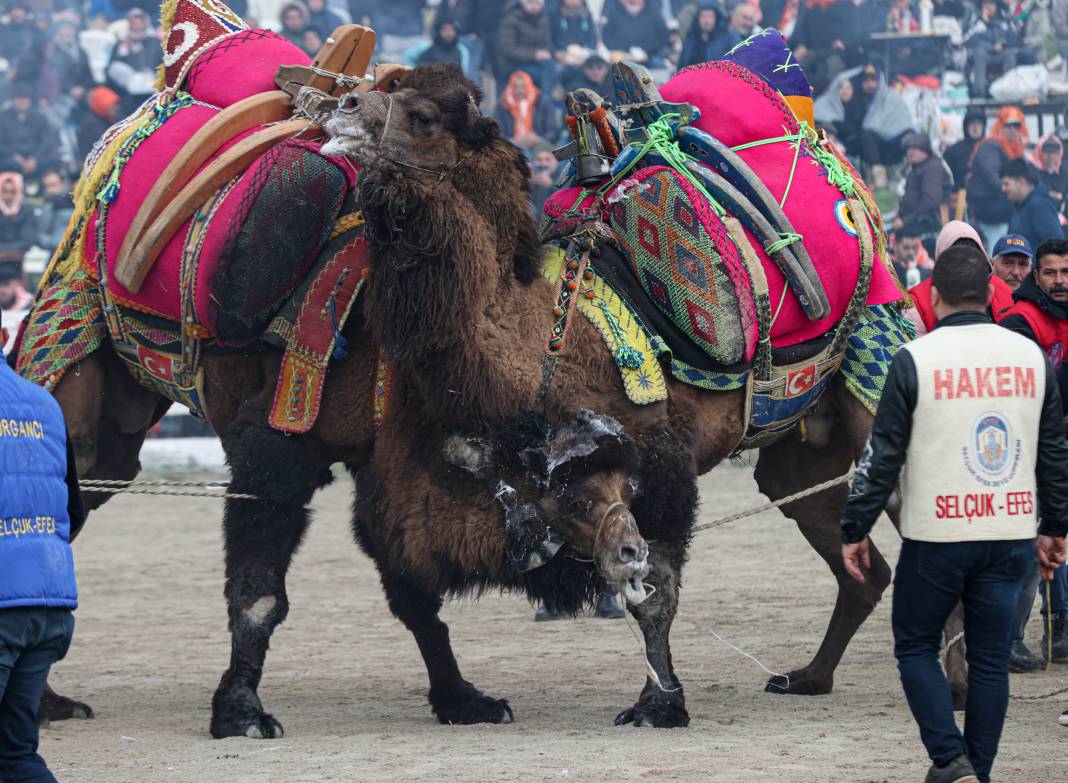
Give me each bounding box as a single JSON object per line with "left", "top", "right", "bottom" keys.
{"left": 321, "top": 119, "right": 375, "bottom": 158}
{"left": 621, "top": 574, "right": 649, "bottom": 606}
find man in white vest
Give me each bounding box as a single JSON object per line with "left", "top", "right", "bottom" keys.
{"left": 838, "top": 244, "right": 1068, "bottom": 783}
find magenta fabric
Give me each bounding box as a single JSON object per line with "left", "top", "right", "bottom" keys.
{"left": 183, "top": 31, "right": 309, "bottom": 108}
{"left": 661, "top": 61, "right": 902, "bottom": 346}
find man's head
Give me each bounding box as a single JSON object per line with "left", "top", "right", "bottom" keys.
{"left": 127, "top": 8, "right": 149, "bottom": 36}
{"left": 1002, "top": 115, "right": 1024, "bottom": 146}
{"left": 903, "top": 132, "right": 931, "bottom": 165}
{"left": 697, "top": 6, "right": 719, "bottom": 32}
{"left": 990, "top": 234, "right": 1033, "bottom": 290}
{"left": 1034, "top": 238, "right": 1068, "bottom": 303}
{"left": 521, "top": 0, "right": 545, "bottom": 16}
{"left": 964, "top": 110, "right": 986, "bottom": 141}
{"left": 860, "top": 63, "right": 879, "bottom": 95}
{"left": 533, "top": 146, "right": 557, "bottom": 172}
{"left": 1042, "top": 137, "right": 1062, "bottom": 172}
{"left": 896, "top": 226, "right": 923, "bottom": 265}
{"left": 1000, "top": 158, "right": 1035, "bottom": 204}
{"left": 729, "top": 3, "right": 756, "bottom": 35}
{"left": 281, "top": 3, "right": 305, "bottom": 31}
{"left": 0, "top": 177, "right": 18, "bottom": 207}
{"left": 0, "top": 265, "right": 25, "bottom": 311}
{"left": 436, "top": 20, "right": 459, "bottom": 44}
{"left": 980, "top": 0, "right": 999, "bottom": 18}
{"left": 583, "top": 55, "right": 609, "bottom": 84}
{"left": 41, "top": 170, "right": 66, "bottom": 197}
{"left": 11, "top": 84, "right": 32, "bottom": 114}
{"left": 931, "top": 245, "right": 992, "bottom": 318}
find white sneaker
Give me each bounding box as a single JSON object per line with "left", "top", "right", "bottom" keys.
{"left": 1059, "top": 708, "right": 1068, "bottom": 727}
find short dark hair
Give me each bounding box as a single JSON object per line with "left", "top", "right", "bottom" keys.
{"left": 999, "top": 158, "right": 1035, "bottom": 184}
{"left": 897, "top": 222, "right": 923, "bottom": 240}
{"left": 932, "top": 244, "right": 991, "bottom": 306}
{"left": 1035, "top": 238, "right": 1068, "bottom": 270}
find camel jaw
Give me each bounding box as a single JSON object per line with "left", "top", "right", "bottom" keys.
{"left": 321, "top": 117, "right": 376, "bottom": 160}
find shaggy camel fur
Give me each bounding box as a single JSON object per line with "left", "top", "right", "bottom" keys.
{"left": 324, "top": 63, "right": 918, "bottom": 728}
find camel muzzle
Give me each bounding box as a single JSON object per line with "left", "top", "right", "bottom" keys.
{"left": 594, "top": 504, "right": 650, "bottom": 606}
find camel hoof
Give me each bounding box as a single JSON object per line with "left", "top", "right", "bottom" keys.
{"left": 614, "top": 693, "right": 689, "bottom": 728}
{"left": 432, "top": 685, "right": 513, "bottom": 725}
{"left": 210, "top": 687, "right": 284, "bottom": 739}
{"left": 38, "top": 691, "right": 94, "bottom": 724}
{"left": 765, "top": 669, "right": 833, "bottom": 696}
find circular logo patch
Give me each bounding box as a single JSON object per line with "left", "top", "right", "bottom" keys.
{"left": 974, "top": 414, "right": 1010, "bottom": 474}
{"left": 834, "top": 199, "right": 858, "bottom": 237}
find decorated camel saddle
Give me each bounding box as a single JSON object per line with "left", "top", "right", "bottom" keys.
{"left": 15, "top": 0, "right": 404, "bottom": 432}
{"left": 542, "top": 31, "right": 914, "bottom": 448}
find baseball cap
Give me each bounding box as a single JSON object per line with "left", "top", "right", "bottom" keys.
{"left": 991, "top": 233, "right": 1033, "bottom": 258}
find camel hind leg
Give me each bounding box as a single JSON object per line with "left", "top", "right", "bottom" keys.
{"left": 755, "top": 381, "right": 893, "bottom": 695}
{"left": 39, "top": 348, "right": 168, "bottom": 723}
{"left": 350, "top": 466, "right": 513, "bottom": 725}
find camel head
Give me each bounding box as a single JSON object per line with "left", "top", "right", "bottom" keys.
{"left": 322, "top": 63, "right": 500, "bottom": 183}
{"left": 445, "top": 411, "right": 651, "bottom": 605}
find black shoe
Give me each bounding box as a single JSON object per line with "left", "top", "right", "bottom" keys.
{"left": 1041, "top": 613, "right": 1068, "bottom": 663}
{"left": 594, "top": 590, "right": 626, "bottom": 619}
{"left": 1059, "top": 708, "right": 1068, "bottom": 727}
{"left": 1008, "top": 640, "right": 1045, "bottom": 673}
{"left": 924, "top": 755, "right": 979, "bottom": 783}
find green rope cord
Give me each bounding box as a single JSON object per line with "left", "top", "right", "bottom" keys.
{"left": 729, "top": 131, "right": 804, "bottom": 153}
{"left": 764, "top": 232, "right": 803, "bottom": 255}
{"left": 777, "top": 123, "right": 806, "bottom": 208}
{"left": 596, "top": 298, "right": 644, "bottom": 369}
{"left": 97, "top": 93, "right": 194, "bottom": 204}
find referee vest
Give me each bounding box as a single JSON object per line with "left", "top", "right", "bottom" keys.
{"left": 900, "top": 323, "right": 1046, "bottom": 542}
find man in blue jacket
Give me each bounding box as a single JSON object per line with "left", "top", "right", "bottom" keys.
{"left": 0, "top": 313, "right": 83, "bottom": 783}
{"left": 1001, "top": 158, "right": 1065, "bottom": 251}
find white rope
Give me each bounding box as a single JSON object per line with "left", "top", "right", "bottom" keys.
{"left": 79, "top": 479, "right": 256, "bottom": 500}
{"left": 705, "top": 627, "right": 790, "bottom": 691}
{"left": 692, "top": 470, "right": 855, "bottom": 534}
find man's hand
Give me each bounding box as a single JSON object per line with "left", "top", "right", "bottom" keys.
{"left": 842, "top": 538, "right": 872, "bottom": 583}
{"left": 1038, "top": 535, "right": 1067, "bottom": 580}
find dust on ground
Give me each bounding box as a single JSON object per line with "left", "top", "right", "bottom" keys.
{"left": 43, "top": 463, "right": 1068, "bottom": 782}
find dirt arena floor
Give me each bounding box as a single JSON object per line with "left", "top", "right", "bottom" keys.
{"left": 43, "top": 462, "right": 1068, "bottom": 782}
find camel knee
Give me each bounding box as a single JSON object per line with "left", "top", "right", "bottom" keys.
{"left": 224, "top": 425, "right": 321, "bottom": 506}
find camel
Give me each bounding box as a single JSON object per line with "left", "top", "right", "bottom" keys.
{"left": 322, "top": 63, "right": 909, "bottom": 728}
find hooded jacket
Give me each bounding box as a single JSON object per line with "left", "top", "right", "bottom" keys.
{"left": 944, "top": 108, "right": 986, "bottom": 190}
{"left": 1008, "top": 184, "right": 1064, "bottom": 251}
{"left": 498, "top": 1, "right": 553, "bottom": 75}
{"left": 899, "top": 138, "right": 952, "bottom": 234}
{"left": 678, "top": 2, "right": 741, "bottom": 69}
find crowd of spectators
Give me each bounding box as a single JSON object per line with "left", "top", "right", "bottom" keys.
{"left": 4, "top": 0, "right": 1068, "bottom": 338}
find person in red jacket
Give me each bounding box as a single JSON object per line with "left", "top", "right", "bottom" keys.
{"left": 907, "top": 221, "right": 1015, "bottom": 334}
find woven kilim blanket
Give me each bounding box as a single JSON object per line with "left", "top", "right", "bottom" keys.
{"left": 840, "top": 303, "right": 915, "bottom": 415}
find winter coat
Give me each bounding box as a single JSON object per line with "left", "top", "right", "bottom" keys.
{"left": 307, "top": 5, "right": 345, "bottom": 39}
{"left": 0, "top": 208, "right": 37, "bottom": 258}
{"left": 899, "top": 154, "right": 952, "bottom": 234}
{"left": 966, "top": 138, "right": 1013, "bottom": 223}
{"left": 963, "top": 9, "right": 1019, "bottom": 53}
{"left": 1008, "top": 184, "right": 1065, "bottom": 249}
{"left": 678, "top": 11, "right": 741, "bottom": 69}
{"left": 498, "top": 4, "right": 553, "bottom": 73}
{"left": 0, "top": 356, "right": 80, "bottom": 610}
{"left": 1052, "top": 0, "right": 1068, "bottom": 58}
{"left": 0, "top": 109, "right": 59, "bottom": 165}
{"left": 552, "top": 7, "right": 598, "bottom": 52}
{"left": 602, "top": 0, "right": 671, "bottom": 58}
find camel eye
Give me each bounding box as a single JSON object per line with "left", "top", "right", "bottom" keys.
{"left": 411, "top": 112, "right": 434, "bottom": 129}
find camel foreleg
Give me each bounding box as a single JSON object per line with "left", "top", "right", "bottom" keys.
{"left": 210, "top": 425, "right": 325, "bottom": 739}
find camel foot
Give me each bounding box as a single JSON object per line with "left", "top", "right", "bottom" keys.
{"left": 432, "top": 683, "right": 513, "bottom": 725}
{"left": 210, "top": 687, "right": 284, "bottom": 739}
{"left": 38, "top": 687, "right": 94, "bottom": 724}
{"left": 765, "top": 668, "right": 833, "bottom": 695}
{"left": 614, "top": 689, "right": 689, "bottom": 728}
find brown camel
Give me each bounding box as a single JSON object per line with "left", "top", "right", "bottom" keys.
{"left": 323, "top": 63, "right": 911, "bottom": 727}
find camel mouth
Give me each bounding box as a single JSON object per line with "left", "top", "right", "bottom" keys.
{"left": 321, "top": 118, "right": 377, "bottom": 159}
{"left": 620, "top": 573, "right": 650, "bottom": 606}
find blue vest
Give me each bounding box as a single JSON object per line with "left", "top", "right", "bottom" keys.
{"left": 0, "top": 355, "right": 77, "bottom": 609}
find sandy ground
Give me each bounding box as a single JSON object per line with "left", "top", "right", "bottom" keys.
{"left": 41, "top": 461, "right": 1068, "bottom": 783}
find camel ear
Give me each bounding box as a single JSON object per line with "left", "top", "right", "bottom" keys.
{"left": 459, "top": 116, "right": 500, "bottom": 149}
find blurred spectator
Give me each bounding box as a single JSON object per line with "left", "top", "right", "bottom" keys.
{"left": 0, "top": 174, "right": 37, "bottom": 265}
{"left": 106, "top": 9, "right": 162, "bottom": 117}
{"left": 963, "top": 0, "right": 1021, "bottom": 98}
{"left": 967, "top": 106, "right": 1027, "bottom": 248}
{"left": 792, "top": 0, "right": 872, "bottom": 95}
{"left": 894, "top": 222, "right": 933, "bottom": 286}
{"left": 893, "top": 132, "right": 951, "bottom": 237}
{"left": 552, "top": 0, "right": 598, "bottom": 66}
{"left": 435, "top": 0, "right": 485, "bottom": 72}
{"left": 0, "top": 263, "right": 32, "bottom": 315}
{"left": 531, "top": 141, "right": 561, "bottom": 215}
{"left": 1036, "top": 136, "right": 1068, "bottom": 212}
{"left": 883, "top": 0, "right": 939, "bottom": 77}
{"left": 728, "top": 2, "right": 758, "bottom": 38}
{"left": 498, "top": 0, "right": 556, "bottom": 92}
{"left": 944, "top": 107, "right": 986, "bottom": 193}
{"left": 33, "top": 170, "right": 73, "bottom": 254}
{"left": 932, "top": 0, "right": 966, "bottom": 18}
{"left": 0, "top": 86, "right": 61, "bottom": 186}
{"left": 678, "top": 1, "right": 739, "bottom": 69}
{"left": 1054, "top": 0, "right": 1068, "bottom": 66}
{"left": 279, "top": 2, "right": 309, "bottom": 47}
{"left": 408, "top": 18, "right": 473, "bottom": 79}
{"left": 814, "top": 63, "right": 914, "bottom": 184}
{"left": 496, "top": 69, "right": 555, "bottom": 147}
{"left": 306, "top": 0, "right": 343, "bottom": 39}
{"left": 300, "top": 27, "right": 323, "bottom": 56}
{"left": 1001, "top": 158, "right": 1064, "bottom": 250}
{"left": 16, "top": 22, "right": 94, "bottom": 114}
{"left": 562, "top": 54, "right": 612, "bottom": 94}
{"left": 77, "top": 86, "right": 121, "bottom": 161}
{"left": 0, "top": 3, "right": 36, "bottom": 68}
{"left": 602, "top": 0, "right": 672, "bottom": 65}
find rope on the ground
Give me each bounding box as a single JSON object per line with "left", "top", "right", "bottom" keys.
{"left": 78, "top": 479, "right": 256, "bottom": 500}
{"left": 1010, "top": 685, "right": 1068, "bottom": 701}
{"left": 691, "top": 470, "right": 855, "bottom": 534}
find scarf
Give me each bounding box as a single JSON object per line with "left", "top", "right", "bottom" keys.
{"left": 0, "top": 172, "right": 24, "bottom": 218}
{"left": 499, "top": 70, "right": 541, "bottom": 141}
